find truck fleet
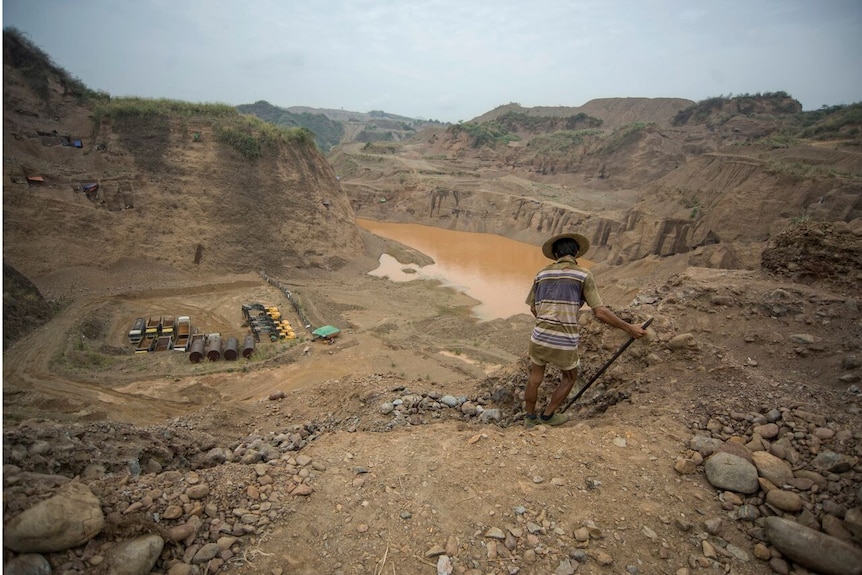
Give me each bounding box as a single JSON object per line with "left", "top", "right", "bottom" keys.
{"left": 128, "top": 303, "right": 304, "bottom": 360}
{"left": 130, "top": 315, "right": 181, "bottom": 353}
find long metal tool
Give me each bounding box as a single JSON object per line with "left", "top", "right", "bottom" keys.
{"left": 560, "top": 317, "right": 653, "bottom": 413}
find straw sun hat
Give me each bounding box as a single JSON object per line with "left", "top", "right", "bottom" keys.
{"left": 541, "top": 232, "right": 590, "bottom": 260}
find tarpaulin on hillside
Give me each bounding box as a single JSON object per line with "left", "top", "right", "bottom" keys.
{"left": 312, "top": 325, "right": 340, "bottom": 339}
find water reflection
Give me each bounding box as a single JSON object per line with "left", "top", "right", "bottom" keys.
{"left": 358, "top": 219, "right": 592, "bottom": 321}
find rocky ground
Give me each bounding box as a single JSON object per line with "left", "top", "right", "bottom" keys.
{"left": 4, "top": 223, "right": 862, "bottom": 575}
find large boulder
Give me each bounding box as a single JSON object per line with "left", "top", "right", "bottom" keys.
{"left": 752, "top": 451, "right": 794, "bottom": 486}
{"left": 3, "top": 482, "right": 104, "bottom": 553}
{"left": 764, "top": 516, "right": 862, "bottom": 575}
{"left": 704, "top": 452, "right": 759, "bottom": 494}
{"left": 105, "top": 534, "right": 165, "bottom": 575}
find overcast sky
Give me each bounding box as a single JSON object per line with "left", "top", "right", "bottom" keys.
{"left": 4, "top": 0, "right": 861, "bottom": 122}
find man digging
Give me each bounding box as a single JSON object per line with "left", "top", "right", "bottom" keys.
{"left": 524, "top": 232, "right": 647, "bottom": 428}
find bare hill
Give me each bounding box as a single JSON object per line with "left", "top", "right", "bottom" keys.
{"left": 474, "top": 97, "right": 695, "bottom": 128}
{"left": 339, "top": 94, "right": 862, "bottom": 271}
{"left": 238, "top": 103, "right": 447, "bottom": 150}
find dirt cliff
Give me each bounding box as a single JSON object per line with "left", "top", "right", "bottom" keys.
{"left": 336, "top": 98, "right": 862, "bottom": 271}
{"left": 3, "top": 31, "right": 362, "bottom": 283}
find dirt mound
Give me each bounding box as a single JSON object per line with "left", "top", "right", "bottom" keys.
{"left": 671, "top": 93, "right": 803, "bottom": 127}
{"left": 2, "top": 264, "right": 57, "bottom": 349}
{"left": 761, "top": 220, "right": 862, "bottom": 293}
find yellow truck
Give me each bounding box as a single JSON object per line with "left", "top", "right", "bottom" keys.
{"left": 174, "top": 316, "right": 191, "bottom": 352}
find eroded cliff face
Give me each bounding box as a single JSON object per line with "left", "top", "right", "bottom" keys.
{"left": 346, "top": 140, "right": 862, "bottom": 272}
{"left": 3, "top": 73, "right": 363, "bottom": 279}
{"left": 601, "top": 150, "right": 862, "bottom": 269}
{"left": 351, "top": 184, "right": 625, "bottom": 259}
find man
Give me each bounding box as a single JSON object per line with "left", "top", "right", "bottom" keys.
{"left": 524, "top": 232, "right": 646, "bottom": 428}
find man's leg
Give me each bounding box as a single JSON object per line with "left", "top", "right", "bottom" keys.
{"left": 524, "top": 362, "right": 546, "bottom": 415}
{"left": 544, "top": 367, "right": 578, "bottom": 415}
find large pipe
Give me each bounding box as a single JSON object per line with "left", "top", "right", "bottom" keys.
{"left": 242, "top": 335, "right": 255, "bottom": 358}
{"left": 224, "top": 337, "right": 239, "bottom": 361}
{"left": 189, "top": 338, "right": 205, "bottom": 363}
{"left": 206, "top": 334, "right": 222, "bottom": 362}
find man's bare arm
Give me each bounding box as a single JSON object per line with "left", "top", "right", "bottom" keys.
{"left": 593, "top": 306, "right": 647, "bottom": 339}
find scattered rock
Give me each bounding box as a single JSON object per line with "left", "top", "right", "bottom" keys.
{"left": 689, "top": 435, "right": 724, "bottom": 456}
{"left": 812, "top": 450, "right": 855, "bottom": 473}
{"left": 765, "top": 489, "right": 803, "bottom": 512}
{"left": 674, "top": 458, "right": 697, "bottom": 474}
{"left": 436, "top": 554, "right": 453, "bottom": 575}
{"left": 667, "top": 333, "right": 697, "bottom": 351}
{"left": 3, "top": 554, "right": 52, "bottom": 575}
{"left": 485, "top": 527, "right": 505, "bottom": 540}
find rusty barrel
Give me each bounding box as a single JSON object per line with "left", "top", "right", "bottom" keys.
{"left": 224, "top": 337, "right": 239, "bottom": 361}
{"left": 206, "top": 334, "right": 221, "bottom": 361}
{"left": 188, "top": 338, "right": 205, "bottom": 363}
{"left": 242, "top": 335, "right": 255, "bottom": 358}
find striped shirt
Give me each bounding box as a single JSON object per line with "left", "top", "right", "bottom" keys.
{"left": 525, "top": 256, "right": 603, "bottom": 366}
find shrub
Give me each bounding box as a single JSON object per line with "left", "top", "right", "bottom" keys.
{"left": 450, "top": 121, "right": 519, "bottom": 148}
{"left": 526, "top": 129, "right": 603, "bottom": 153}
{"left": 597, "top": 122, "right": 653, "bottom": 154}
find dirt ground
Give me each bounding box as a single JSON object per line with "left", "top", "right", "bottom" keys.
{"left": 2, "top": 230, "right": 525, "bottom": 427}
{"left": 4, "top": 223, "right": 862, "bottom": 575}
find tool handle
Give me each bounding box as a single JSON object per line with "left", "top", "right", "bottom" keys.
{"left": 560, "top": 317, "right": 653, "bottom": 413}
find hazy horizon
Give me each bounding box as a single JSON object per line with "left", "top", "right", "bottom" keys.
{"left": 3, "top": 0, "right": 861, "bottom": 122}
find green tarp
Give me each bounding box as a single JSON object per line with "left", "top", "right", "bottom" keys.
{"left": 312, "top": 325, "right": 340, "bottom": 338}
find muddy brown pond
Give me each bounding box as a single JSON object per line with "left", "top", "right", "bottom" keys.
{"left": 358, "top": 219, "right": 593, "bottom": 321}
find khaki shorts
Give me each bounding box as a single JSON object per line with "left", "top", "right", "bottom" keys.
{"left": 529, "top": 351, "right": 580, "bottom": 372}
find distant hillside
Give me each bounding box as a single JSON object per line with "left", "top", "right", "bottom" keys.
{"left": 417, "top": 92, "right": 862, "bottom": 190}
{"left": 474, "top": 97, "right": 695, "bottom": 129}
{"left": 286, "top": 106, "right": 448, "bottom": 126}
{"left": 237, "top": 100, "right": 345, "bottom": 151}
{"left": 671, "top": 93, "right": 862, "bottom": 145}
{"left": 238, "top": 102, "right": 447, "bottom": 151}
